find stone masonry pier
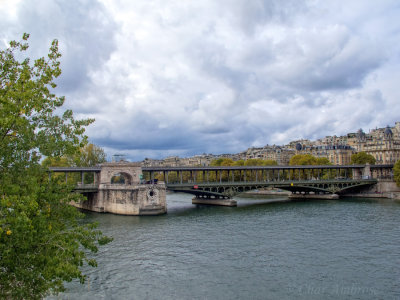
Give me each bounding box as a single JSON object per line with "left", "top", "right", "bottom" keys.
{"left": 51, "top": 162, "right": 167, "bottom": 216}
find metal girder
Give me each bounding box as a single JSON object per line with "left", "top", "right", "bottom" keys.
{"left": 166, "top": 179, "right": 377, "bottom": 198}
{"left": 71, "top": 179, "right": 378, "bottom": 198}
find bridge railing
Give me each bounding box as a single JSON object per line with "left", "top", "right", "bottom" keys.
{"left": 142, "top": 164, "right": 394, "bottom": 185}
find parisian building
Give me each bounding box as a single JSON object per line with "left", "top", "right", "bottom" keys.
{"left": 140, "top": 122, "right": 400, "bottom": 167}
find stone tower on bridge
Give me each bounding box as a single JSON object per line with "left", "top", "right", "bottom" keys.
{"left": 75, "top": 162, "right": 167, "bottom": 215}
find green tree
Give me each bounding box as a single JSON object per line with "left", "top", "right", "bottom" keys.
{"left": 263, "top": 160, "right": 278, "bottom": 166}
{"left": 210, "top": 158, "right": 234, "bottom": 166}
{"left": 289, "top": 154, "right": 317, "bottom": 165}
{"left": 243, "top": 159, "right": 277, "bottom": 180}
{"left": 42, "top": 156, "right": 70, "bottom": 168}
{"left": 393, "top": 160, "right": 400, "bottom": 187}
{"left": 0, "top": 34, "right": 111, "bottom": 299}
{"left": 289, "top": 154, "right": 332, "bottom": 179}
{"left": 351, "top": 152, "right": 376, "bottom": 165}
{"left": 315, "top": 157, "right": 331, "bottom": 165}
{"left": 42, "top": 156, "right": 78, "bottom": 183}
{"left": 233, "top": 160, "right": 245, "bottom": 166}
{"left": 42, "top": 143, "right": 107, "bottom": 184}
{"left": 42, "top": 143, "right": 106, "bottom": 168}
{"left": 73, "top": 143, "right": 107, "bottom": 167}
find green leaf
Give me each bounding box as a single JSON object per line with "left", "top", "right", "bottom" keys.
{"left": 0, "top": 34, "right": 111, "bottom": 299}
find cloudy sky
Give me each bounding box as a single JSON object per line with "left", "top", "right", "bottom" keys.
{"left": 1, "top": 0, "right": 400, "bottom": 161}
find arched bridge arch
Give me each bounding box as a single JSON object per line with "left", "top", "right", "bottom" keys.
{"left": 110, "top": 172, "right": 134, "bottom": 184}
{"left": 99, "top": 162, "right": 142, "bottom": 185}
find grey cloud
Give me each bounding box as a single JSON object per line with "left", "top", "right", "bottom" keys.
{"left": 2, "top": 0, "right": 400, "bottom": 161}
{"left": 224, "top": 0, "right": 308, "bottom": 34}
{"left": 3, "top": 0, "right": 117, "bottom": 95}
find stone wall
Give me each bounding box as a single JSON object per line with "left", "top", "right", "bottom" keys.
{"left": 345, "top": 180, "right": 400, "bottom": 199}
{"left": 73, "top": 162, "right": 167, "bottom": 215}
{"left": 99, "top": 162, "right": 142, "bottom": 184}
{"left": 73, "top": 183, "right": 167, "bottom": 215}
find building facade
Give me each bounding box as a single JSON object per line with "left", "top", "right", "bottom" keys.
{"left": 351, "top": 125, "right": 400, "bottom": 164}
{"left": 140, "top": 122, "right": 400, "bottom": 167}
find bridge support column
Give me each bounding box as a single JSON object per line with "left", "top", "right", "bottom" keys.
{"left": 363, "top": 163, "right": 371, "bottom": 179}
{"left": 192, "top": 197, "right": 237, "bottom": 207}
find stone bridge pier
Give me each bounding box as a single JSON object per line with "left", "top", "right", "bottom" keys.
{"left": 352, "top": 163, "right": 371, "bottom": 180}
{"left": 75, "top": 162, "right": 167, "bottom": 215}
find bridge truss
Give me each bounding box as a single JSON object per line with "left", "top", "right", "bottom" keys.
{"left": 142, "top": 165, "right": 390, "bottom": 199}
{"left": 166, "top": 179, "right": 378, "bottom": 199}
{"left": 49, "top": 164, "right": 392, "bottom": 199}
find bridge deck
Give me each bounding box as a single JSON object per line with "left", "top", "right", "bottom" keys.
{"left": 73, "top": 179, "right": 377, "bottom": 198}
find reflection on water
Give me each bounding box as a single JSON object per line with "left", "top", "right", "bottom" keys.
{"left": 53, "top": 193, "right": 400, "bottom": 300}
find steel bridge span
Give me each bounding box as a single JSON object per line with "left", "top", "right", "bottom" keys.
{"left": 50, "top": 164, "right": 392, "bottom": 203}
{"left": 142, "top": 164, "right": 390, "bottom": 199}
{"left": 165, "top": 179, "right": 378, "bottom": 199}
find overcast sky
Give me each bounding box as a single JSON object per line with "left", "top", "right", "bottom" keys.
{"left": 1, "top": 0, "right": 400, "bottom": 161}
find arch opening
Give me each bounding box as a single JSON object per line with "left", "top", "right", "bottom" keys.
{"left": 110, "top": 172, "right": 133, "bottom": 184}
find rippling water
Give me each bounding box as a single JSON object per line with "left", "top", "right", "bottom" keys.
{"left": 55, "top": 193, "right": 400, "bottom": 299}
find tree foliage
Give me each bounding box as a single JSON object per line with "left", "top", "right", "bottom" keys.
{"left": 72, "top": 143, "right": 107, "bottom": 167}
{"left": 351, "top": 152, "right": 376, "bottom": 165}
{"left": 244, "top": 159, "right": 278, "bottom": 166}
{"left": 210, "top": 158, "right": 277, "bottom": 167}
{"left": 0, "top": 34, "right": 111, "bottom": 299}
{"left": 42, "top": 143, "right": 107, "bottom": 168}
{"left": 42, "top": 143, "right": 107, "bottom": 184}
{"left": 394, "top": 159, "right": 400, "bottom": 187}
{"left": 315, "top": 157, "right": 331, "bottom": 165}
{"left": 289, "top": 154, "right": 333, "bottom": 166}
{"left": 289, "top": 154, "right": 332, "bottom": 179}
{"left": 210, "top": 158, "right": 234, "bottom": 166}
{"left": 290, "top": 154, "right": 313, "bottom": 165}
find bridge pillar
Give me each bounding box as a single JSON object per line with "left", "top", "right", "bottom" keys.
{"left": 352, "top": 168, "right": 362, "bottom": 180}
{"left": 363, "top": 163, "right": 371, "bottom": 179}
{"left": 74, "top": 162, "right": 167, "bottom": 215}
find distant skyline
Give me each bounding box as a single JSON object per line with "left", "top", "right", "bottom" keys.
{"left": 1, "top": 0, "right": 400, "bottom": 161}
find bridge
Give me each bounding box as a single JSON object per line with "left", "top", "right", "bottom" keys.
{"left": 164, "top": 179, "right": 378, "bottom": 198}
{"left": 50, "top": 163, "right": 393, "bottom": 209}
{"left": 141, "top": 164, "right": 391, "bottom": 200}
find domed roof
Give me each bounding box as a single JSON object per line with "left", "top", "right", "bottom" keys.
{"left": 356, "top": 128, "right": 366, "bottom": 141}
{"left": 384, "top": 126, "right": 393, "bottom": 135}
{"left": 384, "top": 126, "right": 393, "bottom": 138}
{"left": 295, "top": 143, "right": 302, "bottom": 151}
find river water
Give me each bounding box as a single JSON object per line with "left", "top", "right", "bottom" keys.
{"left": 56, "top": 193, "right": 400, "bottom": 300}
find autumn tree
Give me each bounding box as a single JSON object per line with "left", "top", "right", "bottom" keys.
{"left": 289, "top": 154, "right": 317, "bottom": 165}
{"left": 0, "top": 34, "right": 111, "bottom": 299}
{"left": 72, "top": 143, "right": 107, "bottom": 167}
{"left": 289, "top": 154, "right": 332, "bottom": 179}
{"left": 351, "top": 152, "right": 376, "bottom": 165}
{"left": 315, "top": 157, "right": 331, "bottom": 165}
{"left": 210, "top": 158, "right": 234, "bottom": 166}
{"left": 42, "top": 143, "right": 107, "bottom": 184}
{"left": 243, "top": 159, "right": 278, "bottom": 180}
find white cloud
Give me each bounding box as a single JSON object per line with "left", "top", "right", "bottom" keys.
{"left": 1, "top": 0, "right": 400, "bottom": 160}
